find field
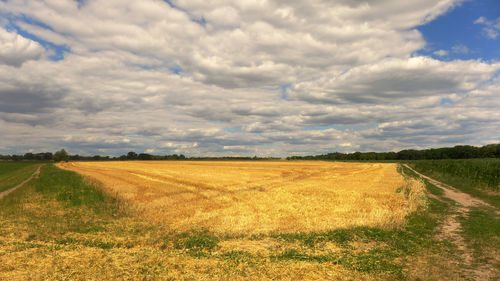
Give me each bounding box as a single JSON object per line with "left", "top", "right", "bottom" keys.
{"left": 410, "top": 159, "right": 500, "bottom": 207}
{"left": 2, "top": 161, "right": 497, "bottom": 279}
{"left": 57, "top": 161, "right": 416, "bottom": 234}
{"left": 0, "top": 162, "right": 40, "bottom": 193}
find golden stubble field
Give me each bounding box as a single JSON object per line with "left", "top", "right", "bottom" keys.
{"left": 57, "top": 161, "right": 412, "bottom": 234}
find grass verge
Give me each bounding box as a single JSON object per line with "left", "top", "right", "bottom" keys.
{"left": 459, "top": 207, "right": 500, "bottom": 264}
{"left": 0, "top": 162, "right": 40, "bottom": 193}
{"left": 410, "top": 159, "right": 500, "bottom": 208}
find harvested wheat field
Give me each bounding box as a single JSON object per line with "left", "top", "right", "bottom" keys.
{"left": 58, "top": 161, "right": 420, "bottom": 234}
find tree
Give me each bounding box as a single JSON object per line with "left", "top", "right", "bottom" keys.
{"left": 24, "top": 152, "right": 34, "bottom": 160}
{"left": 138, "top": 153, "right": 153, "bottom": 160}
{"left": 127, "top": 151, "right": 138, "bottom": 160}
{"left": 53, "top": 149, "right": 69, "bottom": 162}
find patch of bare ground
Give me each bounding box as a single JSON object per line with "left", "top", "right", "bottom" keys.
{"left": 403, "top": 164, "right": 499, "bottom": 280}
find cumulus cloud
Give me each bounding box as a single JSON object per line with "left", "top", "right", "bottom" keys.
{"left": 0, "top": 0, "right": 498, "bottom": 156}
{"left": 0, "top": 28, "right": 45, "bottom": 66}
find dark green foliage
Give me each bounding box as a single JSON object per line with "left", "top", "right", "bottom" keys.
{"left": 0, "top": 152, "right": 52, "bottom": 161}
{"left": 53, "top": 149, "right": 69, "bottom": 162}
{"left": 411, "top": 159, "right": 500, "bottom": 190}
{"left": 288, "top": 143, "right": 500, "bottom": 161}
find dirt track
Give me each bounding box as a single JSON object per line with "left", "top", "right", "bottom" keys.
{"left": 0, "top": 166, "right": 41, "bottom": 199}
{"left": 403, "top": 164, "right": 492, "bottom": 208}
{"left": 403, "top": 164, "right": 498, "bottom": 280}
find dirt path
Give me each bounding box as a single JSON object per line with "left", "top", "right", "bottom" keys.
{"left": 0, "top": 166, "right": 41, "bottom": 199}
{"left": 403, "top": 164, "right": 491, "bottom": 208}
{"left": 403, "top": 164, "right": 498, "bottom": 280}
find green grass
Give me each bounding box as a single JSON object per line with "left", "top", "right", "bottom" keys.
{"left": 459, "top": 207, "right": 500, "bottom": 263}
{"left": 174, "top": 230, "right": 220, "bottom": 257}
{"left": 33, "top": 164, "right": 118, "bottom": 212}
{"left": 400, "top": 164, "right": 445, "bottom": 197}
{"left": 410, "top": 159, "right": 500, "bottom": 207}
{"left": 0, "top": 164, "right": 121, "bottom": 242}
{"left": 0, "top": 162, "right": 41, "bottom": 192}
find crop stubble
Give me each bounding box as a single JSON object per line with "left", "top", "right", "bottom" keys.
{"left": 57, "top": 161, "right": 414, "bottom": 234}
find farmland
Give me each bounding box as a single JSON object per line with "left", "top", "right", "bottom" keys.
{"left": 57, "top": 161, "right": 419, "bottom": 234}
{"left": 0, "top": 162, "right": 40, "bottom": 193}
{"left": 0, "top": 160, "right": 497, "bottom": 279}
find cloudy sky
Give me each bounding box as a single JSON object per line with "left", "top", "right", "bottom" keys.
{"left": 0, "top": 0, "right": 499, "bottom": 157}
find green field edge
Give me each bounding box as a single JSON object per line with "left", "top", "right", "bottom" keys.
{"left": 0, "top": 162, "right": 43, "bottom": 193}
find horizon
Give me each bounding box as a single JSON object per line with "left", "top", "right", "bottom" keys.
{"left": 1, "top": 143, "right": 498, "bottom": 158}
{"left": 1, "top": 1, "right": 499, "bottom": 157}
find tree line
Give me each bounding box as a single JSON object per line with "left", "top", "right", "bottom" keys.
{"left": 0, "top": 150, "right": 276, "bottom": 162}
{"left": 287, "top": 144, "right": 500, "bottom": 161}
{"left": 2, "top": 143, "right": 499, "bottom": 162}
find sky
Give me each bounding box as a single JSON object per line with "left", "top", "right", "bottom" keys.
{"left": 0, "top": 0, "right": 499, "bottom": 157}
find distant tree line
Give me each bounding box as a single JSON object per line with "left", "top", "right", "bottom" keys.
{"left": 2, "top": 144, "right": 498, "bottom": 162}
{"left": 287, "top": 144, "right": 500, "bottom": 161}
{"left": 0, "top": 150, "right": 280, "bottom": 162}
{"left": 0, "top": 152, "right": 54, "bottom": 161}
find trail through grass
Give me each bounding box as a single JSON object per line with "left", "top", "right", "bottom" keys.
{"left": 0, "top": 162, "right": 40, "bottom": 193}
{"left": 403, "top": 163, "right": 500, "bottom": 279}
{"left": 410, "top": 159, "right": 500, "bottom": 207}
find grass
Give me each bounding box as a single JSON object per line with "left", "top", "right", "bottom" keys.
{"left": 459, "top": 207, "right": 500, "bottom": 264}
{"left": 0, "top": 162, "right": 483, "bottom": 280}
{"left": 410, "top": 159, "right": 500, "bottom": 207}
{"left": 403, "top": 161, "right": 500, "bottom": 276}
{"left": 0, "top": 162, "right": 40, "bottom": 193}
{"left": 400, "top": 164, "right": 445, "bottom": 197}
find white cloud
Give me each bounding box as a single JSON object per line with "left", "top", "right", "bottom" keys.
{"left": 433, "top": 49, "right": 448, "bottom": 56}
{"left": 451, "top": 44, "right": 469, "bottom": 54}
{"left": 0, "top": 28, "right": 45, "bottom": 66}
{"left": 0, "top": 0, "right": 498, "bottom": 156}
{"left": 474, "top": 16, "right": 500, "bottom": 39}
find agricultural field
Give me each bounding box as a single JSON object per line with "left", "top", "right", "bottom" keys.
{"left": 57, "top": 161, "right": 418, "bottom": 234}
{"left": 0, "top": 162, "right": 40, "bottom": 193}
{"left": 0, "top": 161, "right": 497, "bottom": 280}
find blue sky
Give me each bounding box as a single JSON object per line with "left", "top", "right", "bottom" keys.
{"left": 417, "top": 0, "right": 500, "bottom": 61}
{"left": 0, "top": 0, "right": 499, "bottom": 156}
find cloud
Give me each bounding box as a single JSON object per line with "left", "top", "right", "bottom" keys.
{"left": 0, "top": 0, "right": 498, "bottom": 156}
{"left": 0, "top": 28, "right": 45, "bottom": 66}
{"left": 433, "top": 49, "right": 448, "bottom": 56}
{"left": 474, "top": 16, "right": 500, "bottom": 39}
{"left": 451, "top": 44, "right": 469, "bottom": 54}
